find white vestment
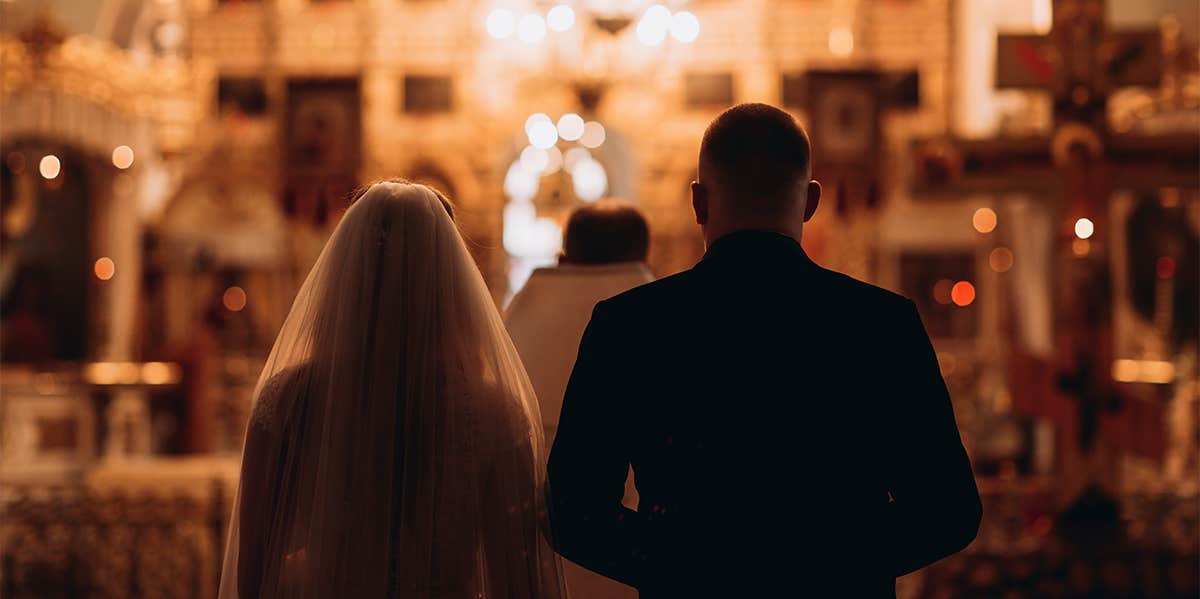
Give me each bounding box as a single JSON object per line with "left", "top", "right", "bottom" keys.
{"left": 504, "top": 261, "right": 653, "bottom": 599}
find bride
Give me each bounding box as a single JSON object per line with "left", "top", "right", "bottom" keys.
{"left": 219, "top": 181, "right": 565, "bottom": 599}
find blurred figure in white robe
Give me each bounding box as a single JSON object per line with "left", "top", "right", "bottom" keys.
{"left": 505, "top": 200, "right": 653, "bottom": 599}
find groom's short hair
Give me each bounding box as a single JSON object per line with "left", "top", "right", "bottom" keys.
{"left": 699, "top": 103, "right": 811, "bottom": 208}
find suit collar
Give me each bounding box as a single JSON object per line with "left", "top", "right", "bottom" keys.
{"left": 698, "top": 230, "right": 813, "bottom": 268}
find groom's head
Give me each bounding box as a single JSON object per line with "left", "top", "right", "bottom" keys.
{"left": 692, "top": 103, "right": 821, "bottom": 245}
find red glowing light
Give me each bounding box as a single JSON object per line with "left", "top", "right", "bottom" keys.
{"left": 1156, "top": 256, "right": 1176, "bottom": 279}
{"left": 951, "top": 281, "right": 975, "bottom": 307}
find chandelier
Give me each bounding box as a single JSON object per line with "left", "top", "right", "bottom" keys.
{"left": 483, "top": 1, "right": 699, "bottom": 111}
{"left": 485, "top": 1, "right": 698, "bottom": 46}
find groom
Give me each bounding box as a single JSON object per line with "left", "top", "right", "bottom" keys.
{"left": 547, "top": 103, "right": 981, "bottom": 597}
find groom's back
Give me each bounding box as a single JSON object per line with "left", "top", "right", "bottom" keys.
{"left": 605, "top": 232, "right": 902, "bottom": 595}
{"left": 548, "top": 103, "right": 979, "bottom": 599}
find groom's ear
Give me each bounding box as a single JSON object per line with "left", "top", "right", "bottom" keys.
{"left": 691, "top": 181, "right": 709, "bottom": 226}
{"left": 803, "top": 179, "right": 822, "bottom": 223}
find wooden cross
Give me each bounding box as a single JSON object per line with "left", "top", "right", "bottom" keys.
{"left": 910, "top": 0, "right": 1198, "bottom": 489}
{"left": 995, "top": 0, "right": 1162, "bottom": 129}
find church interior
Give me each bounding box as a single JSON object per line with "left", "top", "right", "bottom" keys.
{"left": 1, "top": 0, "right": 1198, "bottom": 596}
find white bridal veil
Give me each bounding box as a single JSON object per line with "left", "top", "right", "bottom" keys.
{"left": 219, "top": 182, "right": 565, "bottom": 599}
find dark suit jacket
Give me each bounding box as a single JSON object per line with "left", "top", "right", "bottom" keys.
{"left": 547, "top": 231, "right": 981, "bottom": 598}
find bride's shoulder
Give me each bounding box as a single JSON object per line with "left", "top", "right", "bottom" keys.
{"left": 250, "top": 363, "right": 315, "bottom": 434}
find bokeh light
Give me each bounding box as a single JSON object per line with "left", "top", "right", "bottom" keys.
{"left": 39, "top": 154, "right": 61, "bottom": 179}
{"left": 486, "top": 9, "right": 515, "bottom": 38}
{"left": 112, "top": 145, "right": 135, "bottom": 169}
{"left": 94, "top": 257, "right": 116, "bottom": 281}
{"left": 517, "top": 13, "right": 547, "bottom": 44}
{"left": 1073, "top": 217, "right": 1094, "bottom": 239}
{"left": 527, "top": 119, "right": 559, "bottom": 149}
{"left": 519, "top": 145, "right": 549, "bottom": 173}
{"left": 140, "top": 362, "right": 181, "bottom": 385}
{"left": 543, "top": 145, "right": 563, "bottom": 174}
{"left": 580, "top": 121, "right": 606, "bottom": 148}
{"left": 951, "top": 281, "right": 976, "bottom": 307}
{"left": 972, "top": 207, "right": 997, "bottom": 233}
{"left": 223, "top": 286, "right": 247, "bottom": 312}
{"left": 524, "top": 112, "right": 552, "bottom": 134}
{"left": 669, "top": 11, "right": 700, "bottom": 43}
{"left": 571, "top": 158, "right": 608, "bottom": 202}
{"left": 636, "top": 4, "right": 671, "bottom": 45}
{"left": 154, "top": 21, "right": 184, "bottom": 50}
{"left": 828, "top": 27, "right": 854, "bottom": 56}
{"left": 933, "top": 278, "right": 954, "bottom": 305}
{"left": 564, "top": 147, "right": 591, "bottom": 172}
{"left": 557, "top": 113, "right": 585, "bottom": 141}
{"left": 1072, "top": 238, "right": 1090, "bottom": 256}
{"left": 504, "top": 161, "right": 539, "bottom": 201}
{"left": 546, "top": 4, "right": 575, "bottom": 32}
{"left": 989, "top": 247, "right": 1014, "bottom": 273}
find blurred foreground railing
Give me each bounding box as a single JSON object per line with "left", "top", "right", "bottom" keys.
{"left": 0, "top": 459, "right": 238, "bottom": 599}
{"left": 2, "top": 470, "right": 1196, "bottom": 598}
{"left": 913, "top": 482, "right": 1200, "bottom": 599}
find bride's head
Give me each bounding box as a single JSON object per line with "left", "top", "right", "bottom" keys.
{"left": 327, "top": 179, "right": 459, "bottom": 266}
{"left": 295, "top": 178, "right": 517, "bottom": 392}
{"left": 345, "top": 179, "right": 455, "bottom": 227}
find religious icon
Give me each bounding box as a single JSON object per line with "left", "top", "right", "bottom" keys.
{"left": 284, "top": 79, "right": 361, "bottom": 225}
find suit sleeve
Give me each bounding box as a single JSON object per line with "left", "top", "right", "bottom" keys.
{"left": 883, "top": 299, "right": 982, "bottom": 576}
{"left": 546, "top": 302, "right": 647, "bottom": 587}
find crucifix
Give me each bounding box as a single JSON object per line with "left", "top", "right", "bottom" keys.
{"left": 995, "top": 0, "right": 1162, "bottom": 130}
{"left": 911, "top": 0, "right": 1198, "bottom": 500}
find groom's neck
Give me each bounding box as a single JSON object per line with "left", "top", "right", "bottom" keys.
{"left": 703, "top": 220, "right": 803, "bottom": 249}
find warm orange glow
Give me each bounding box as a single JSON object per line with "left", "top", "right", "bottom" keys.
{"left": 111, "top": 145, "right": 134, "bottom": 169}
{"left": 1112, "top": 359, "right": 1175, "bottom": 384}
{"left": 83, "top": 361, "right": 181, "bottom": 385}
{"left": 94, "top": 257, "right": 116, "bottom": 281}
{"left": 223, "top": 286, "right": 247, "bottom": 311}
{"left": 39, "top": 154, "right": 61, "bottom": 179}
{"left": 1072, "top": 238, "right": 1090, "bottom": 256}
{"left": 951, "top": 281, "right": 975, "bottom": 307}
{"left": 83, "top": 362, "right": 141, "bottom": 385}
{"left": 828, "top": 27, "right": 854, "bottom": 57}
{"left": 141, "top": 362, "right": 182, "bottom": 385}
{"left": 1161, "top": 189, "right": 1180, "bottom": 208}
{"left": 932, "top": 279, "right": 954, "bottom": 305}
{"left": 1073, "top": 217, "right": 1094, "bottom": 239}
{"left": 989, "top": 247, "right": 1014, "bottom": 272}
{"left": 972, "top": 207, "right": 997, "bottom": 233}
